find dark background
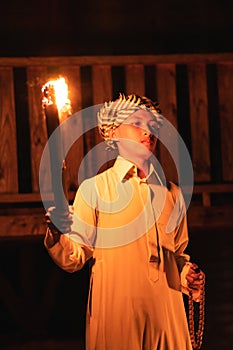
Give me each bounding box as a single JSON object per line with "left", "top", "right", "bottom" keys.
{"left": 0, "top": 1, "right": 233, "bottom": 349}
{"left": 1, "top": 0, "right": 233, "bottom": 57}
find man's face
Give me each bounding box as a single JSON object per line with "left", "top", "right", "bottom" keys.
{"left": 111, "top": 109, "right": 159, "bottom": 160}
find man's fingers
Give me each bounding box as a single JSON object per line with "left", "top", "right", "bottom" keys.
{"left": 45, "top": 206, "right": 73, "bottom": 232}
{"left": 186, "top": 271, "right": 205, "bottom": 293}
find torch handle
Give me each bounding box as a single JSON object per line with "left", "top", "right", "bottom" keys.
{"left": 45, "top": 104, "right": 60, "bottom": 136}
{"left": 45, "top": 104, "right": 69, "bottom": 213}
{"left": 62, "top": 159, "right": 69, "bottom": 202}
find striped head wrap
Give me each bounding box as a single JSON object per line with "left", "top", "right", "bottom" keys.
{"left": 97, "top": 93, "right": 163, "bottom": 150}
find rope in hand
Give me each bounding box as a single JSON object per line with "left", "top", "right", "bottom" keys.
{"left": 188, "top": 269, "right": 205, "bottom": 350}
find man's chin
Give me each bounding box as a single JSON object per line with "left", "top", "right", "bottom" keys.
{"left": 134, "top": 147, "right": 154, "bottom": 160}
{"left": 142, "top": 144, "right": 156, "bottom": 155}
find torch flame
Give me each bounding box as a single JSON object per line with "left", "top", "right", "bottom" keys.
{"left": 42, "top": 77, "right": 72, "bottom": 120}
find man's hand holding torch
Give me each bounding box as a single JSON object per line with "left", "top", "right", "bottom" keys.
{"left": 42, "top": 77, "right": 73, "bottom": 246}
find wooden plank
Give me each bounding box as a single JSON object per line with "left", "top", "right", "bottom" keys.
{"left": 217, "top": 63, "right": 233, "bottom": 181}
{"left": 0, "top": 213, "right": 46, "bottom": 236}
{"left": 0, "top": 53, "right": 233, "bottom": 67}
{"left": 59, "top": 66, "right": 84, "bottom": 191}
{"left": 187, "top": 205, "right": 233, "bottom": 228}
{"left": 92, "top": 65, "right": 113, "bottom": 104}
{"left": 202, "top": 192, "right": 211, "bottom": 207}
{"left": 1, "top": 204, "right": 233, "bottom": 237}
{"left": 86, "top": 65, "right": 114, "bottom": 176}
{"left": 0, "top": 67, "right": 18, "bottom": 193}
{"left": 27, "top": 67, "right": 48, "bottom": 192}
{"left": 188, "top": 63, "right": 211, "bottom": 182}
{"left": 183, "top": 183, "right": 233, "bottom": 194}
{"left": 156, "top": 64, "right": 178, "bottom": 183}
{"left": 0, "top": 183, "right": 232, "bottom": 203}
{"left": 0, "top": 193, "right": 44, "bottom": 203}
{"left": 0, "top": 191, "right": 77, "bottom": 203}
{"left": 194, "top": 183, "right": 233, "bottom": 193}
{"left": 125, "top": 64, "right": 145, "bottom": 95}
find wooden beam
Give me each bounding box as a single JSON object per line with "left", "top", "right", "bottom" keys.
{"left": 0, "top": 184, "right": 232, "bottom": 204}
{"left": 217, "top": 63, "right": 233, "bottom": 181}
{"left": 27, "top": 67, "right": 48, "bottom": 192}
{"left": 59, "top": 66, "right": 84, "bottom": 190}
{"left": 0, "top": 204, "right": 233, "bottom": 237}
{"left": 0, "top": 53, "right": 233, "bottom": 67}
{"left": 188, "top": 63, "right": 211, "bottom": 182}
{"left": 0, "top": 191, "right": 76, "bottom": 203}
{"left": 125, "top": 64, "right": 145, "bottom": 95}
{"left": 0, "top": 193, "right": 44, "bottom": 203}
{"left": 0, "top": 67, "right": 18, "bottom": 193}
{"left": 187, "top": 205, "right": 233, "bottom": 228}
{"left": 92, "top": 65, "right": 113, "bottom": 104}
{"left": 85, "top": 65, "right": 115, "bottom": 176}
{"left": 156, "top": 63, "right": 178, "bottom": 183}
{"left": 192, "top": 183, "right": 233, "bottom": 193}
{"left": 0, "top": 213, "right": 46, "bottom": 236}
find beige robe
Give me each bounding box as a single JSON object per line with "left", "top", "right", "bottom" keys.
{"left": 45, "top": 157, "right": 193, "bottom": 350}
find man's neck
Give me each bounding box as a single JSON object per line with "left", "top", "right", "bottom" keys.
{"left": 119, "top": 154, "right": 150, "bottom": 178}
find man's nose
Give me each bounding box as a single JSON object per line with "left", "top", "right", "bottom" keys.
{"left": 141, "top": 124, "right": 151, "bottom": 135}
{"left": 142, "top": 128, "right": 156, "bottom": 142}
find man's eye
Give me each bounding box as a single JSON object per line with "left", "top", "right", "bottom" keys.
{"left": 132, "top": 121, "right": 141, "bottom": 126}
{"left": 149, "top": 123, "right": 159, "bottom": 133}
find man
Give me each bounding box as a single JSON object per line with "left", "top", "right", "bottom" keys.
{"left": 44, "top": 93, "right": 205, "bottom": 350}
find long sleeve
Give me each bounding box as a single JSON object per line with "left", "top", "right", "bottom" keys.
{"left": 44, "top": 229, "right": 93, "bottom": 273}
{"left": 44, "top": 179, "right": 97, "bottom": 273}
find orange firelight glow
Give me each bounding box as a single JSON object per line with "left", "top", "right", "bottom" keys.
{"left": 42, "top": 77, "right": 72, "bottom": 120}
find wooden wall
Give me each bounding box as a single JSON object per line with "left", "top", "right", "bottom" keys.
{"left": 0, "top": 53, "right": 233, "bottom": 236}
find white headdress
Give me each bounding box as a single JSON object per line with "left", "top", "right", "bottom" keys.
{"left": 97, "top": 93, "right": 163, "bottom": 149}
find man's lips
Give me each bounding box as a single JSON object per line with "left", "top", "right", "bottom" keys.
{"left": 141, "top": 138, "right": 155, "bottom": 146}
